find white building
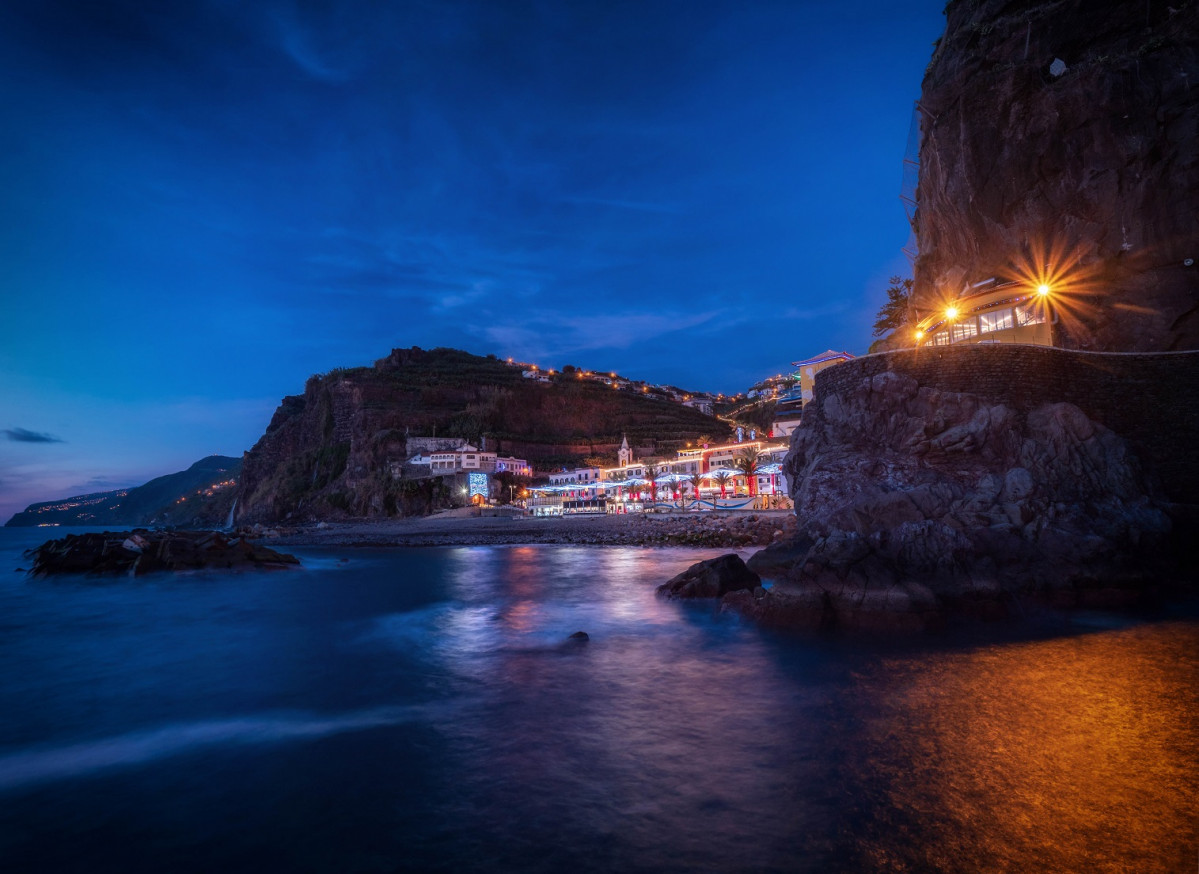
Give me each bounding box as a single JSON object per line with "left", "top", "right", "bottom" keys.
{"left": 410, "top": 444, "right": 529, "bottom": 475}
{"left": 548, "top": 467, "right": 602, "bottom": 486}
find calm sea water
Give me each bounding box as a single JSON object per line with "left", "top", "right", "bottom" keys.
{"left": 0, "top": 527, "right": 1196, "bottom": 873}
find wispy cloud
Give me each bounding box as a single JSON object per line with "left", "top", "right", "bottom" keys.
{"left": 478, "top": 308, "right": 727, "bottom": 363}
{"left": 3, "top": 428, "right": 64, "bottom": 444}
{"left": 68, "top": 476, "right": 136, "bottom": 493}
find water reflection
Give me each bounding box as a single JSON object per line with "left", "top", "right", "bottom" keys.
{"left": 835, "top": 623, "right": 1199, "bottom": 873}
{"left": 0, "top": 530, "right": 1194, "bottom": 873}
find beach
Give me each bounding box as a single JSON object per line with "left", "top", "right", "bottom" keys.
{"left": 258, "top": 507, "right": 798, "bottom": 550}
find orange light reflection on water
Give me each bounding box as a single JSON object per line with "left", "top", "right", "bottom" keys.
{"left": 845, "top": 622, "right": 1199, "bottom": 873}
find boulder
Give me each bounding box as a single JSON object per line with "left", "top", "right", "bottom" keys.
{"left": 26, "top": 530, "right": 300, "bottom": 577}
{"left": 657, "top": 553, "right": 761, "bottom": 600}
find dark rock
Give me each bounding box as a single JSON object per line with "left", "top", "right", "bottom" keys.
{"left": 25, "top": 529, "right": 300, "bottom": 578}
{"left": 758, "top": 353, "right": 1195, "bottom": 631}
{"left": 568, "top": 631, "right": 590, "bottom": 641}
{"left": 657, "top": 553, "right": 761, "bottom": 600}
{"left": 746, "top": 536, "right": 814, "bottom": 578}
{"left": 915, "top": 0, "right": 1199, "bottom": 353}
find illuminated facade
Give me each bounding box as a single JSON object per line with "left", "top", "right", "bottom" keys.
{"left": 916, "top": 278, "right": 1054, "bottom": 348}
{"left": 791, "top": 351, "right": 855, "bottom": 405}
{"left": 413, "top": 444, "right": 530, "bottom": 476}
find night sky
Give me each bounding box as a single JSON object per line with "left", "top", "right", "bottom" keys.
{"left": 1, "top": 0, "right": 944, "bottom": 520}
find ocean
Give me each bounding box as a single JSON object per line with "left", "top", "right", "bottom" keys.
{"left": 1, "top": 527, "right": 1195, "bottom": 873}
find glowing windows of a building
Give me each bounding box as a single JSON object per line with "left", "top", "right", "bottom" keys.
{"left": 951, "top": 320, "right": 979, "bottom": 342}
{"left": 1016, "top": 304, "right": 1046, "bottom": 327}
{"left": 979, "top": 308, "right": 1014, "bottom": 334}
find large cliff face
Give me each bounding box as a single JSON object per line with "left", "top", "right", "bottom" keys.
{"left": 237, "top": 347, "right": 729, "bottom": 523}
{"left": 744, "top": 347, "right": 1199, "bottom": 631}
{"left": 915, "top": 0, "right": 1199, "bottom": 351}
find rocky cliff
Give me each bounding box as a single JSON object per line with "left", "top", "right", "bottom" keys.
{"left": 237, "top": 347, "right": 729, "bottom": 523}
{"left": 915, "top": 0, "right": 1199, "bottom": 351}
{"left": 742, "top": 347, "right": 1199, "bottom": 630}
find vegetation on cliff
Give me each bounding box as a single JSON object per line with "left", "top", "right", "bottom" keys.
{"left": 237, "top": 346, "right": 731, "bottom": 523}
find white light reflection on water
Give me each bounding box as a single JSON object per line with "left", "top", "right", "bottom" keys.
{"left": 0, "top": 706, "right": 437, "bottom": 793}
{"left": 0, "top": 531, "right": 1195, "bottom": 873}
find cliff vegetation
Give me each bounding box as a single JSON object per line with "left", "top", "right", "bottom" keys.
{"left": 237, "top": 346, "right": 729, "bottom": 523}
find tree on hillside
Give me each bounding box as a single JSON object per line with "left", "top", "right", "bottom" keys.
{"left": 873, "top": 276, "right": 915, "bottom": 338}
{"left": 733, "top": 447, "right": 762, "bottom": 497}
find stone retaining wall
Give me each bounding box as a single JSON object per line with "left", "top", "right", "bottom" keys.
{"left": 814, "top": 345, "right": 1199, "bottom": 503}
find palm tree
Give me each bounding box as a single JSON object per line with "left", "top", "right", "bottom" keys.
{"left": 644, "top": 460, "right": 661, "bottom": 504}
{"left": 688, "top": 472, "right": 704, "bottom": 508}
{"left": 713, "top": 470, "right": 732, "bottom": 500}
{"left": 733, "top": 447, "right": 762, "bottom": 497}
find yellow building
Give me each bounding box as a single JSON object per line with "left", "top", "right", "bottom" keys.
{"left": 791, "top": 350, "right": 855, "bottom": 405}
{"left": 916, "top": 278, "right": 1054, "bottom": 348}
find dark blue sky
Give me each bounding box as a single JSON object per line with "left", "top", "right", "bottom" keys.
{"left": 0, "top": 0, "right": 944, "bottom": 518}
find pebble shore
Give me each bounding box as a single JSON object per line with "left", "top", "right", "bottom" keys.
{"left": 257, "top": 509, "right": 797, "bottom": 550}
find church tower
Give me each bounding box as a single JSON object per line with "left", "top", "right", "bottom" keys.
{"left": 618, "top": 434, "right": 632, "bottom": 468}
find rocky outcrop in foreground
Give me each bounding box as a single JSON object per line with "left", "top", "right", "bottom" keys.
{"left": 657, "top": 554, "right": 761, "bottom": 600}
{"left": 735, "top": 365, "right": 1188, "bottom": 631}
{"left": 26, "top": 530, "right": 300, "bottom": 577}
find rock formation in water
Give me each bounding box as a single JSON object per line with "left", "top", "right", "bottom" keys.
{"left": 914, "top": 0, "right": 1199, "bottom": 351}
{"left": 657, "top": 553, "right": 761, "bottom": 600}
{"left": 741, "top": 347, "right": 1199, "bottom": 631}
{"left": 25, "top": 530, "right": 299, "bottom": 577}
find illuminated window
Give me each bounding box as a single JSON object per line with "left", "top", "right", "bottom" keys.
{"left": 951, "top": 320, "right": 978, "bottom": 342}
{"left": 979, "top": 309, "right": 1014, "bottom": 333}
{"left": 1016, "top": 305, "right": 1046, "bottom": 326}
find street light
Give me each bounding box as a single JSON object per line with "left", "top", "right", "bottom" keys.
{"left": 1037, "top": 283, "right": 1051, "bottom": 297}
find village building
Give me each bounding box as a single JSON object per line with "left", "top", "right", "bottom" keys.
{"left": 915, "top": 277, "right": 1054, "bottom": 348}
{"left": 408, "top": 444, "right": 530, "bottom": 476}
{"left": 791, "top": 350, "right": 855, "bottom": 406}
{"left": 548, "top": 467, "right": 602, "bottom": 486}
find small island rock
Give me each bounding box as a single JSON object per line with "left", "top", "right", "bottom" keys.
{"left": 657, "top": 553, "right": 761, "bottom": 600}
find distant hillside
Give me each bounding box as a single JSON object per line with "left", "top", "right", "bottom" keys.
{"left": 238, "top": 346, "right": 731, "bottom": 522}
{"left": 5, "top": 456, "right": 242, "bottom": 528}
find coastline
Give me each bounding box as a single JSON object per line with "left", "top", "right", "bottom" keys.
{"left": 256, "top": 508, "right": 797, "bottom": 550}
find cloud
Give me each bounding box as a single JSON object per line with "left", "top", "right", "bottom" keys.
{"left": 68, "top": 476, "right": 136, "bottom": 493}
{"left": 3, "top": 428, "right": 64, "bottom": 444}
{"left": 477, "top": 308, "right": 728, "bottom": 363}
